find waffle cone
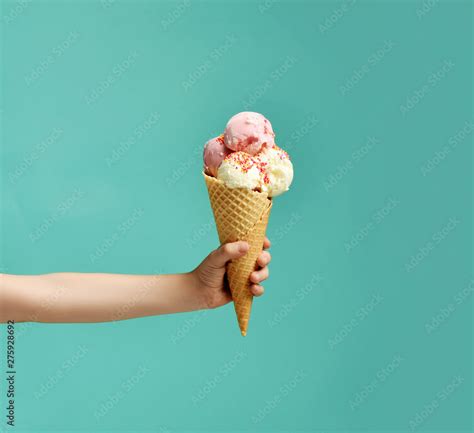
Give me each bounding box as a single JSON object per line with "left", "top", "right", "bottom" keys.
{"left": 203, "top": 172, "right": 272, "bottom": 336}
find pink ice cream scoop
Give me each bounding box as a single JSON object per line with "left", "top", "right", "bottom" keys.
{"left": 223, "top": 112, "right": 275, "bottom": 155}
{"left": 203, "top": 135, "right": 231, "bottom": 177}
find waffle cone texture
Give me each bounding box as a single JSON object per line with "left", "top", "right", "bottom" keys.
{"left": 203, "top": 172, "right": 272, "bottom": 336}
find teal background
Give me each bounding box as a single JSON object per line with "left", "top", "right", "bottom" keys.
{"left": 0, "top": 0, "right": 472, "bottom": 432}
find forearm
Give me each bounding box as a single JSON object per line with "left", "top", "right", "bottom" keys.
{"left": 0, "top": 272, "right": 204, "bottom": 323}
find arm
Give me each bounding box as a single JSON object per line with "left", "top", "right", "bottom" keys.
{"left": 0, "top": 272, "right": 202, "bottom": 323}
{"left": 0, "top": 240, "right": 271, "bottom": 323}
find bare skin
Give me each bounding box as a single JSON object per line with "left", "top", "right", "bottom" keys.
{"left": 0, "top": 239, "right": 271, "bottom": 323}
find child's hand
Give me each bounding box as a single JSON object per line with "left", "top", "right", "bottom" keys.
{"left": 193, "top": 238, "right": 271, "bottom": 309}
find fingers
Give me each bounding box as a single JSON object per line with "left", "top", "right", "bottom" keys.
{"left": 252, "top": 247, "right": 270, "bottom": 297}
{"left": 250, "top": 284, "right": 264, "bottom": 297}
{"left": 209, "top": 241, "right": 249, "bottom": 268}
{"left": 257, "top": 251, "right": 271, "bottom": 267}
{"left": 250, "top": 266, "right": 269, "bottom": 284}
{"left": 208, "top": 240, "right": 270, "bottom": 301}
{"left": 249, "top": 239, "right": 270, "bottom": 297}
{"left": 263, "top": 237, "right": 271, "bottom": 250}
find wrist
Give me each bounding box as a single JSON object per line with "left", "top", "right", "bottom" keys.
{"left": 184, "top": 271, "right": 209, "bottom": 311}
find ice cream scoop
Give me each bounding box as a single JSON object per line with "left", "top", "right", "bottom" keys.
{"left": 217, "top": 151, "right": 261, "bottom": 190}
{"left": 224, "top": 112, "right": 275, "bottom": 155}
{"left": 203, "top": 112, "right": 293, "bottom": 197}
{"left": 257, "top": 145, "right": 294, "bottom": 197}
{"left": 203, "top": 135, "right": 231, "bottom": 177}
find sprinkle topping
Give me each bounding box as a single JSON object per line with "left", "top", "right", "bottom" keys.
{"left": 224, "top": 151, "right": 256, "bottom": 173}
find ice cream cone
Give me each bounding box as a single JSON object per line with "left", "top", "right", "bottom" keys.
{"left": 203, "top": 172, "right": 272, "bottom": 336}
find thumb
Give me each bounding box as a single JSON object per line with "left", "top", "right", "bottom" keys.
{"left": 208, "top": 241, "right": 249, "bottom": 268}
